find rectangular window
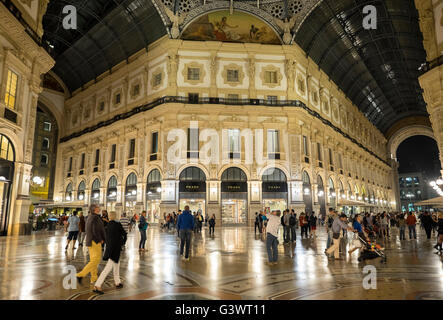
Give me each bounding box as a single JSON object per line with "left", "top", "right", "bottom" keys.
{"left": 43, "top": 122, "right": 51, "bottom": 132}
{"left": 129, "top": 139, "right": 136, "bottom": 159}
{"left": 42, "top": 138, "right": 49, "bottom": 150}
{"left": 317, "top": 143, "right": 322, "bottom": 161}
{"left": 329, "top": 148, "right": 333, "bottom": 165}
{"left": 303, "top": 136, "right": 309, "bottom": 156}
{"left": 151, "top": 132, "right": 158, "bottom": 154}
{"left": 154, "top": 73, "right": 162, "bottom": 87}
{"left": 94, "top": 149, "right": 100, "bottom": 166}
{"left": 227, "top": 69, "right": 239, "bottom": 82}
{"left": 187, "top": 68, "right": 200, "bottom": 81}
{"left": 227, "top": 94, "right": 239, "bottom": 101}
{"left": 187, "top": 128, "right": 199, "bottom": 158}
{"left": 338, "top": 153, "right": 343, "bottom": 168}
{"left": 115, "top": 93, "right": 121, "bottom": 104}
{"left": 133, "top": 84, "right": 140, "bottom": 96}
{"left": 264, "top": 71, "right": 277, "bottom": 84}
{"left": 110, "top": 144, "right": 116, "bottom": 163}
{"left": 99, "top": 101, "right": 105, "bottom": 112}
{"left": 188, "top": 93, "right": 199, "bottom": 104}
{"left": 80, "top": 153, "right": 85, "bottom": 169}
{"left": 228, "top": 129, "right": 240, "bottom": 153}
{"left": 267, "top": 95, "right": 278, "bottom": 104}
{"left": 41, "top": 154, "right": 48, "bottom": 166}
{"left": 268, "top": 130, "right": 280, "bottom": 159}
{"left": 68, "top": 157, "right": 73, "bottom": 172}
{"left": 5, "top": 70, "right": 18, "bottom": 110}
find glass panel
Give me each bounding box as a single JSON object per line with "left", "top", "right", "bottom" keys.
{"left": 5, "top": 70, "right": 18, "bottom": 110}
{"left": 126, "top": 173, "right": 137, "bottom": 186}
{"left": 228, "top": 129, "right": 240, "bottom": 153}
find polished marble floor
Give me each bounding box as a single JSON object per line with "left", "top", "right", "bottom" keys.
{"left": 0, "top": 224, "right": 442, "bottom": 300}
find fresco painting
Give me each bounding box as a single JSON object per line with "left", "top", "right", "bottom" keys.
{"left": 181, "top": 10, "right": 281, "bottom": 44}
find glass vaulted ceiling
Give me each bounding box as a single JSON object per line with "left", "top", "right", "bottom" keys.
{"left": 42, "top": 0, "right": 167, "bottom": 93}
{"left": 295, "top": 0, "right": 428, "bottom": 134}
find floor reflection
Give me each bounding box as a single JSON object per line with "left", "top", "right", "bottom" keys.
{"left": 0, "top": 225, "right": 442, "bottom": 300}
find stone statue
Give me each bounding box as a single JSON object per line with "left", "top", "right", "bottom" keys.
{"left": 274, "top": 16, "right": 297, "bottom": 45}
{"left": 164, "top": 6, "right": 187, "bottom": 39}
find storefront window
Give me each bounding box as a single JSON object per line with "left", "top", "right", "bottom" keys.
{"left": 125, "top": 173, "right": 137, "bottom": 212}
{"left": 221, "top": 167, "right": 247, "bottom": 225}
{"left": 91, "top": 178, "right": 100, "bottom": 204}
{"left": 179, "top": 167, "right": 206, "bottom": 216}
{"left": 262, "top": 168, "right": 287, "bottom": 213}
{"left": 106, "top": 176, "right": 117, "bottom": 211}
{"left": 146, "top": 169, "right": 162, "bottom": 223}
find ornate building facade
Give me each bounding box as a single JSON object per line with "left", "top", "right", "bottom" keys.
{"left": 53, "top": 36, "right": 394, "bottom": 225}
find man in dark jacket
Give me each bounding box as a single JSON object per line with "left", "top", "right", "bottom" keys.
{"left": 177, "top": 205, "right": 195, "bottom": 261}
{"left": 422, "top": 211, "right": 434, "bottom": 239}
{"left": 76, "top": 204, "right": 106, "bottom": 284}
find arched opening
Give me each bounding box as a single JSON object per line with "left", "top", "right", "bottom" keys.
{"left": 91, "top": 178, "right": 100, "bottom": 204}
{"left": 262, "top": 168, "right": 287, "bottom": 213}
{"left": 328, "top": 177, "right": 336, "bottom": 208}
{"left": 221, "top": 167, "right": 248, "bottom": 225}
{"left": 77, "top": 181, "right": 86, "bottom": 201}
{"left": 396, "top": 135, "right": 441, "bottom": 213}
{"left": 30, "top": 103, "right": 59, "bottom": 205}
{"left": 0, "top": 133, "right": 15, "bottom": 235}
{"left": 106, "top": 176, "right": 117, "bottom": 212}
{"left": 302, "top": 171, "right": 312, "bottom": 215}
{"left": 146, "top": 169, "right": 162, "bottom": 223}
{"left": 317, "top": 175, "right": 326, "bottom": 216}
{"left": 65, "top": 183, "right": 72, "bottom": 201}
{"left": 125, "top": 173, "right": 137, "bottom": 212}
{"left": 179, "top": 167, "right": 206, "bottom": 215}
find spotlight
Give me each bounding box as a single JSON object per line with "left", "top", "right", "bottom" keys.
{"left": 156, "top": 187, "right": 162, "bottom": 193}
{"left": 79, "top": 194, "right": 84, "bottom": 200}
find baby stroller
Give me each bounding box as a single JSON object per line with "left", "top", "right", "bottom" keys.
{"left": 357, "top": 235, "right": 387, "bottom": 263}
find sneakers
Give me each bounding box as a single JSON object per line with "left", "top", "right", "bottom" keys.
{"left": 93, "top": 287, "right": 104, "bottom": 295}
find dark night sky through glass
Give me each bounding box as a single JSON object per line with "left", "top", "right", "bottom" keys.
{"left": 396, "top": 135, "right": 441, "bottom": 178}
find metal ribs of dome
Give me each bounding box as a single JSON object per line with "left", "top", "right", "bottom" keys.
{"left": 42, "top": 0, "right": 428, "bottom": 135}
{"left": 294, "top": 0, "right": 428, "bottom": 134}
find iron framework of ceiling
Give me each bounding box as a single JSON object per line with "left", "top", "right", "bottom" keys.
{"left": 294, "top": 0, "right": 428, "bottom": 133}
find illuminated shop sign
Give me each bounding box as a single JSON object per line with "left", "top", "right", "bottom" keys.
{"left": 262, "top": 182, "right": 288, "bottom": 193}
{"left": 179, "top": 181, "right": 206, "bottom": 192}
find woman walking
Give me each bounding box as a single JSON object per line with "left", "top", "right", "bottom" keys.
{"left": 138, "top": 211, "right": 148, "bottom": 252}
{"left": 93, "top": 211, "right": 127, "bottom": 294}
{"left": 208, "top": 214, "right": 216, "bottom": 236}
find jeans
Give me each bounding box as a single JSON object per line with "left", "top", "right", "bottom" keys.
{"left": 326, "top": 230, "right": 332, "bottom": 249}
{"left": 290, "top": 226, "right": 296, "bottom": 241}
{"left": 78, "top": 231, "right": 85, "bottom": 245}
{"left": 399, "top": 226, "right": 405, "bottom": 240}
{"left": 266, "top": 233, "right": 278, "bottom": 262}
{"left": 424, "top": 226, "right": 432, "bottom": 239}
{"left": 95, "top": 259, "right": 121, "bottom": 287}
{"left": 284, "top": 226, "right": 291, "bottom": 242}
{"left": 179, "top": 229, "right": 192, "bottom": 258}
{"left": 301, "top": 225, "right": 308, "bottom": 238}
{"left": 209, "top": 225, "right": 215, "bottom": 235}
{"left": 77, "top": 241, "right": 102, "bottom": 283}
{"left": 139, "top": 229, "right": 147, "bottom": 249}
{"left": 254, "top": 223, "right": 261, "bottom": 234}
{"left": 408, "top": 225, "right": 417, "bottom": 239}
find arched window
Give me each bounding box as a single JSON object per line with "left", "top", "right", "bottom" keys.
{"left": 302, "top": 171, "right": 310, "bottom": 185}
{"left": 125, "top": 173, "right": 137, "bottom": 197}
{"left": 328, "top": 177, "right": 334, "bottom": 190}
{"left": 179, "top": 167, "right": 206, "bottom": 181}
{"left": 0, "top": 134, "right": 15, "bottom": 162}
{"left": 262, "top": 168, "right": 286, "bottom": 182}
{"left": 107, "top": 176, "right": 117, "bottom": 200}
{"left": 66, "top": 183, "right": 73, "bottom": 201}
{"left": 222, "top": 167, "right": 247, "bottom": 181}
{"left": 91, "top": 178, "right": 100, "bottom": 202}
{"left": 317, "top": 175, "right": 324, "bottom": 186}
{"left": 77, "top": 181, "right": 85, "bottom": 200}
{"left": 147, "top": 169, "right": 161, "bottom": 183}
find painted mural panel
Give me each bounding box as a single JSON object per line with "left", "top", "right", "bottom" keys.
{"left": 181, "top": 10, "right": 281, "bottom": 44}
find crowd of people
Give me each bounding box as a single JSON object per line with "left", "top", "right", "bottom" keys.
{"left": 59, "top": 203, "right": 443, "bottom": 293}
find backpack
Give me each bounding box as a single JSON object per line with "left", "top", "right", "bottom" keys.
{"left": 289, "top": 215, "right": 296, "bottom": 226}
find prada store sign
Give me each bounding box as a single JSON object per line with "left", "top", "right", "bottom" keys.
{"left": 262, "top": 182, "right": 288, "bottom": 193}
{"left": 221, "top": 181, "right": 247, "bottom": 193}
{"left": 179, "top": 181, "right": 206, "bottom": 192}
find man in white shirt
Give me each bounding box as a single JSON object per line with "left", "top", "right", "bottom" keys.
{"left": 265, "top": 210, "right": 281, "bottom": 265}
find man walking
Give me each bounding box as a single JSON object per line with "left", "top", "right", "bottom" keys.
{"left": 78, "top": 212, "right": 86, "bottom": 247}
{"left": 283, "top": 210, "right": 291, "bottom": 244}
{"left": 265, "top": 210, "right": 281, "bottom": 265}
{"left": 325, "top": 213, "right": 354, "bottom": 260}
{"left": 254, "top": 212, "right": 261, "bottom": 235}
{"left": 177, "top": 205, "right": 195, "bottom": 261}
{"left": 66, "top": 211, "right": 80, "bottom": 251}
{"left": 76, "top": 204, "right": 106, "bottom": 285}
{"left": 289, "top": 210, "right": 297, "bottom": 242}
{"left": 120, "top": 212, "right": 131, "bottom": 249}
{"left": 406, "top": 212, "right": 417, "bottom": 240}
